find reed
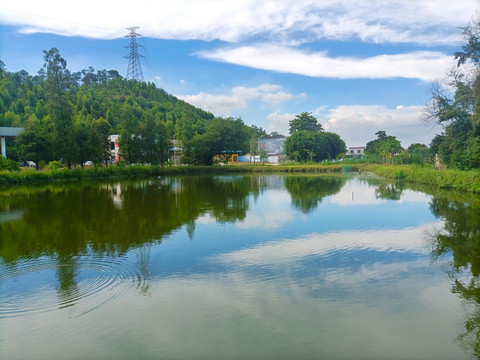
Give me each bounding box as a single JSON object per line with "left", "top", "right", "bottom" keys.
{"left": 2, "top": 163, "right": 478, "bottom": 193}
{"left": 0, "top": 163, "right": 348, "bottom": 185}
{"left": 360, "top": 164, "right": 480, "bottom": 193}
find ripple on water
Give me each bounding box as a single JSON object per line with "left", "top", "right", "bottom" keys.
{"left": 0, "top": 255, "right": 144, "bottom": 319}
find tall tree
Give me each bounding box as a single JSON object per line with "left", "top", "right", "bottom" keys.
{"left": 118, "top": 103, "right": 140, "bottom": 164}
{"left": 176, "top": 104, "right": 195, "bottom": 164}
{"left": 289, "top": 112, "right": 323, "bottom": 134}
{"left": 365, "top": 131, "right": 402, "bottom": 164}
{"left": 43, "top": 48, "right": 75, "bottom": 168}
{"left": 425, "top": 15, "right": 480, "bottom": 169}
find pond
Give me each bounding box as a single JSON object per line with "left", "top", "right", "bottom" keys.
{"left": 1, "top": 174, "right": 480, "bottom": 359}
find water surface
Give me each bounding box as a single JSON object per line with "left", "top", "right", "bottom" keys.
{"left": 1, "top": 174, "right": 479, "bottom": 359}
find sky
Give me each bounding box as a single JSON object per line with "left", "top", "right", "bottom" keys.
{"left": 0, "top": 0, "right": 478, "bottom": 147}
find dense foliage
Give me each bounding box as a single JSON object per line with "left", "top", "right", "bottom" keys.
{"left": 288, "top": 112, "right": 323, "bottom": 134}
{"left": 365, "top": 130, "right": 402, "bottom": 164}
{"left": 425, "top": 17, "right": 480, "bottom": 170}
{"left": 284, "top": 113, "right": 346, "bottom": 162}
{"left": 0, "top": 48, "right": 259, "bottom": 168}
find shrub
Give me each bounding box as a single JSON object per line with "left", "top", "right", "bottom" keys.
{"left": 47, "top": 160, "right": 64, "bottom": 170}
{"left": 0, "top": 156, "right": 19, "bottom": 171}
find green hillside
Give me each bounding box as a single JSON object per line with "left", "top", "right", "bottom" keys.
{"left": 0, "top": 48, "right": 263, "bottom": 168}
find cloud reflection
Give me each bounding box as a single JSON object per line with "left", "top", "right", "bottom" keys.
{"left": 214, "top": 224, "right": 439, "bottom": 267}
{"left": 328, "top": 178, "right": 432, "bottom": 206}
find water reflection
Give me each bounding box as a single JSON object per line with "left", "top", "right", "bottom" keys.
{"left": 285, "top": 175, "right": 345, "bottom": 213}
{"left": 0, "top": 175, "right": 479, "bottom": 359}
{"left": 427, "top": 190, "right": 480, "bottom": 357}
{"left": 375, "top": 183, "right": 405, "bottom": 201}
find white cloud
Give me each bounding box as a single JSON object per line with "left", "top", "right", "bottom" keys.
{"left": 0, "top": 0, "right": 476, "bottom": 45}
{"left": 265, "top": 111, "right": 295, "bottom": 135}
{"left": 177, "top": 91, "right": 247, "bottom": 115}
{"left": 322, "top": 104, "right": 444, "bottom": 147}
{"left": 197, "top": 45, "right": 456, "bottom": 81}
{"left": 177, "top": 84, "right": 297, "bottom": 116}
{"left": 261, "top": 92, "right": 293, "bottom": 106}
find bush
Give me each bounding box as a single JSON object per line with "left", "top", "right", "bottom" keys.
{"left": 0, "top": 156, "right": 20, "bottom": 171}
{"left": 47, "top": 160, "right": 64, "bottom": 170}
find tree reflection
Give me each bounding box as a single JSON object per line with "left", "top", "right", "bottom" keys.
{"left": 429, "top": 192, "right": 480, "bottom": 357}
{"left": 375, "top": 183, "right": 405, "bottom": 201}
{"left": 284, "top": 175, "right": 346, "bottom": 213}
{"left": 56, "top": 254, "right": 80, "bottom": 309}
{"left": 0, "top": 176, "right": 268, "bottom": 301}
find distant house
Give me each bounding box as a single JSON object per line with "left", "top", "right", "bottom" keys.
{"left": 258, "top": 136, "right": 286, "bottom": 163}
{"left": 109, "top": 135, "right": 121, "bottom": 163}
{"left": 346, "top": 146, "right": 365, "bottom": 157}
{"left": 169, "top": 139, "right": 182, "bottom": 164}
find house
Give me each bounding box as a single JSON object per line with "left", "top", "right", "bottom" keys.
{"left": 258, "top": 135, "right": 286, "bottom": 163}
{"left": 169, "top": 139, "right": 182, "bottom": 164}
{"left": 109, "top": 135, "right": 121, "bottom": 163}
{"left": 346, "top": 146, "right": 365, "bottom": 157}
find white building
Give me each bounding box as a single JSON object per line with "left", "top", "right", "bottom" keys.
{"left": 346, "top": 146, "right": 365, "bottom": 157}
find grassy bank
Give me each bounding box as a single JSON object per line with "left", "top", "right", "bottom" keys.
{"left": 2, "top": 163, "right": 479, "bottom": 194}
{"left": 359, "top": 164, "right": 480, "bottom": 193}
{"left": 0, "top": 163, "right": 349, "bottom": 185}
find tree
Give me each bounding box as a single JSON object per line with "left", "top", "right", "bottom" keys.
{"left": 248, "top": 125, "right": 266, "bottom": 163}
{"left": 284, "top": 131, "right": 345, "bottom": 162}
{"left": 424, "top": 16, "right": 480, "bottom": 170}
{"left": 176, "top": 104, "right": 195, "bottom": 164}
{"left": 289, "top": 112, "right": 323, "bottom": 134}
{"left": 43, "top": 48, "right": 75, "bottom": 168}
{"left": 365, "top": 131, "right": 402, "bottom": 164}
{"left": 16, "top": 115, "right": 52, "bottom": 170}
{"left": 73, "top": 121, "right": 92, "bottom": 168}
{"left": 155, "top": 120, "right": 170, "bottom": 166}
{"left": 192, "top": 117, "right": 250, "bottom": 165}
{"left": 118, "top": 104, "right": 140, "bottom": 164}
{"left": 377, "top": 138, "right": 402, "bottom": 165}
{"left": 454, "top": 16, "right": 480, "bottom": 67}
{"left": 407, "top": 143, "right": 431, "bottom": 165}
{"left": 95, "top": 117, "right": 112, "bottom": 165}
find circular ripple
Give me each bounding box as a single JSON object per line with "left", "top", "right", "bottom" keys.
{"left": 0, "top": 255, "right": 142, "bottom": 319}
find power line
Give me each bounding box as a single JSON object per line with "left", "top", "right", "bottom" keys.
{"left": 140, "top": 36, "right": 159, "bottom": 83}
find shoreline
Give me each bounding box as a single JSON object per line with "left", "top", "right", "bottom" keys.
{"left": 1, "top": 163, "right": 479, "bottom": 193}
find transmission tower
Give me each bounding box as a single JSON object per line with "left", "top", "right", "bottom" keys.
{"left": 124, "top": 26, "right": 144, "bottom": 82}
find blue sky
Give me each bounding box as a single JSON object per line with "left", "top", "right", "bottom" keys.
{"left": 0, "top": 0, "right": 478, "bottom": 147}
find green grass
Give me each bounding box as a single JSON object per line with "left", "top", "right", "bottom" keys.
{"left": 359, "top": 164, "right": 480, "bottom": 193}
{"left": 0, "top": 163, "right": 350, "bottom": 185}
{"left": 2, "top": 163, "right": 479, "bottom": 193}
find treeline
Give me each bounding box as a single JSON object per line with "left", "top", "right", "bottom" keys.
{"left": 283, "top": 112, "right": 346, "bottom": 162}
{"left": 0, "top": 48, "right": 266, "bottom": 169}
{"left": 425, "top": 16, "right": 480, "bottom": 170}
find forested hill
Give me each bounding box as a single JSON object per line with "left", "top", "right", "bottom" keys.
{"left": 0, "top": 48, "right": 266, "bottom": 168}
{"left": 0, "top": 60, "right": 214, "bottom": 135}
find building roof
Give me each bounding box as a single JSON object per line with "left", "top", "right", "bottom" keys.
{"left": 0, "top": 127, "right": 23, "bottom": 137}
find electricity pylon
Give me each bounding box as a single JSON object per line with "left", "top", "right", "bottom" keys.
{"left": 124, "top": 26, "right": 144, "bottom": 82}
